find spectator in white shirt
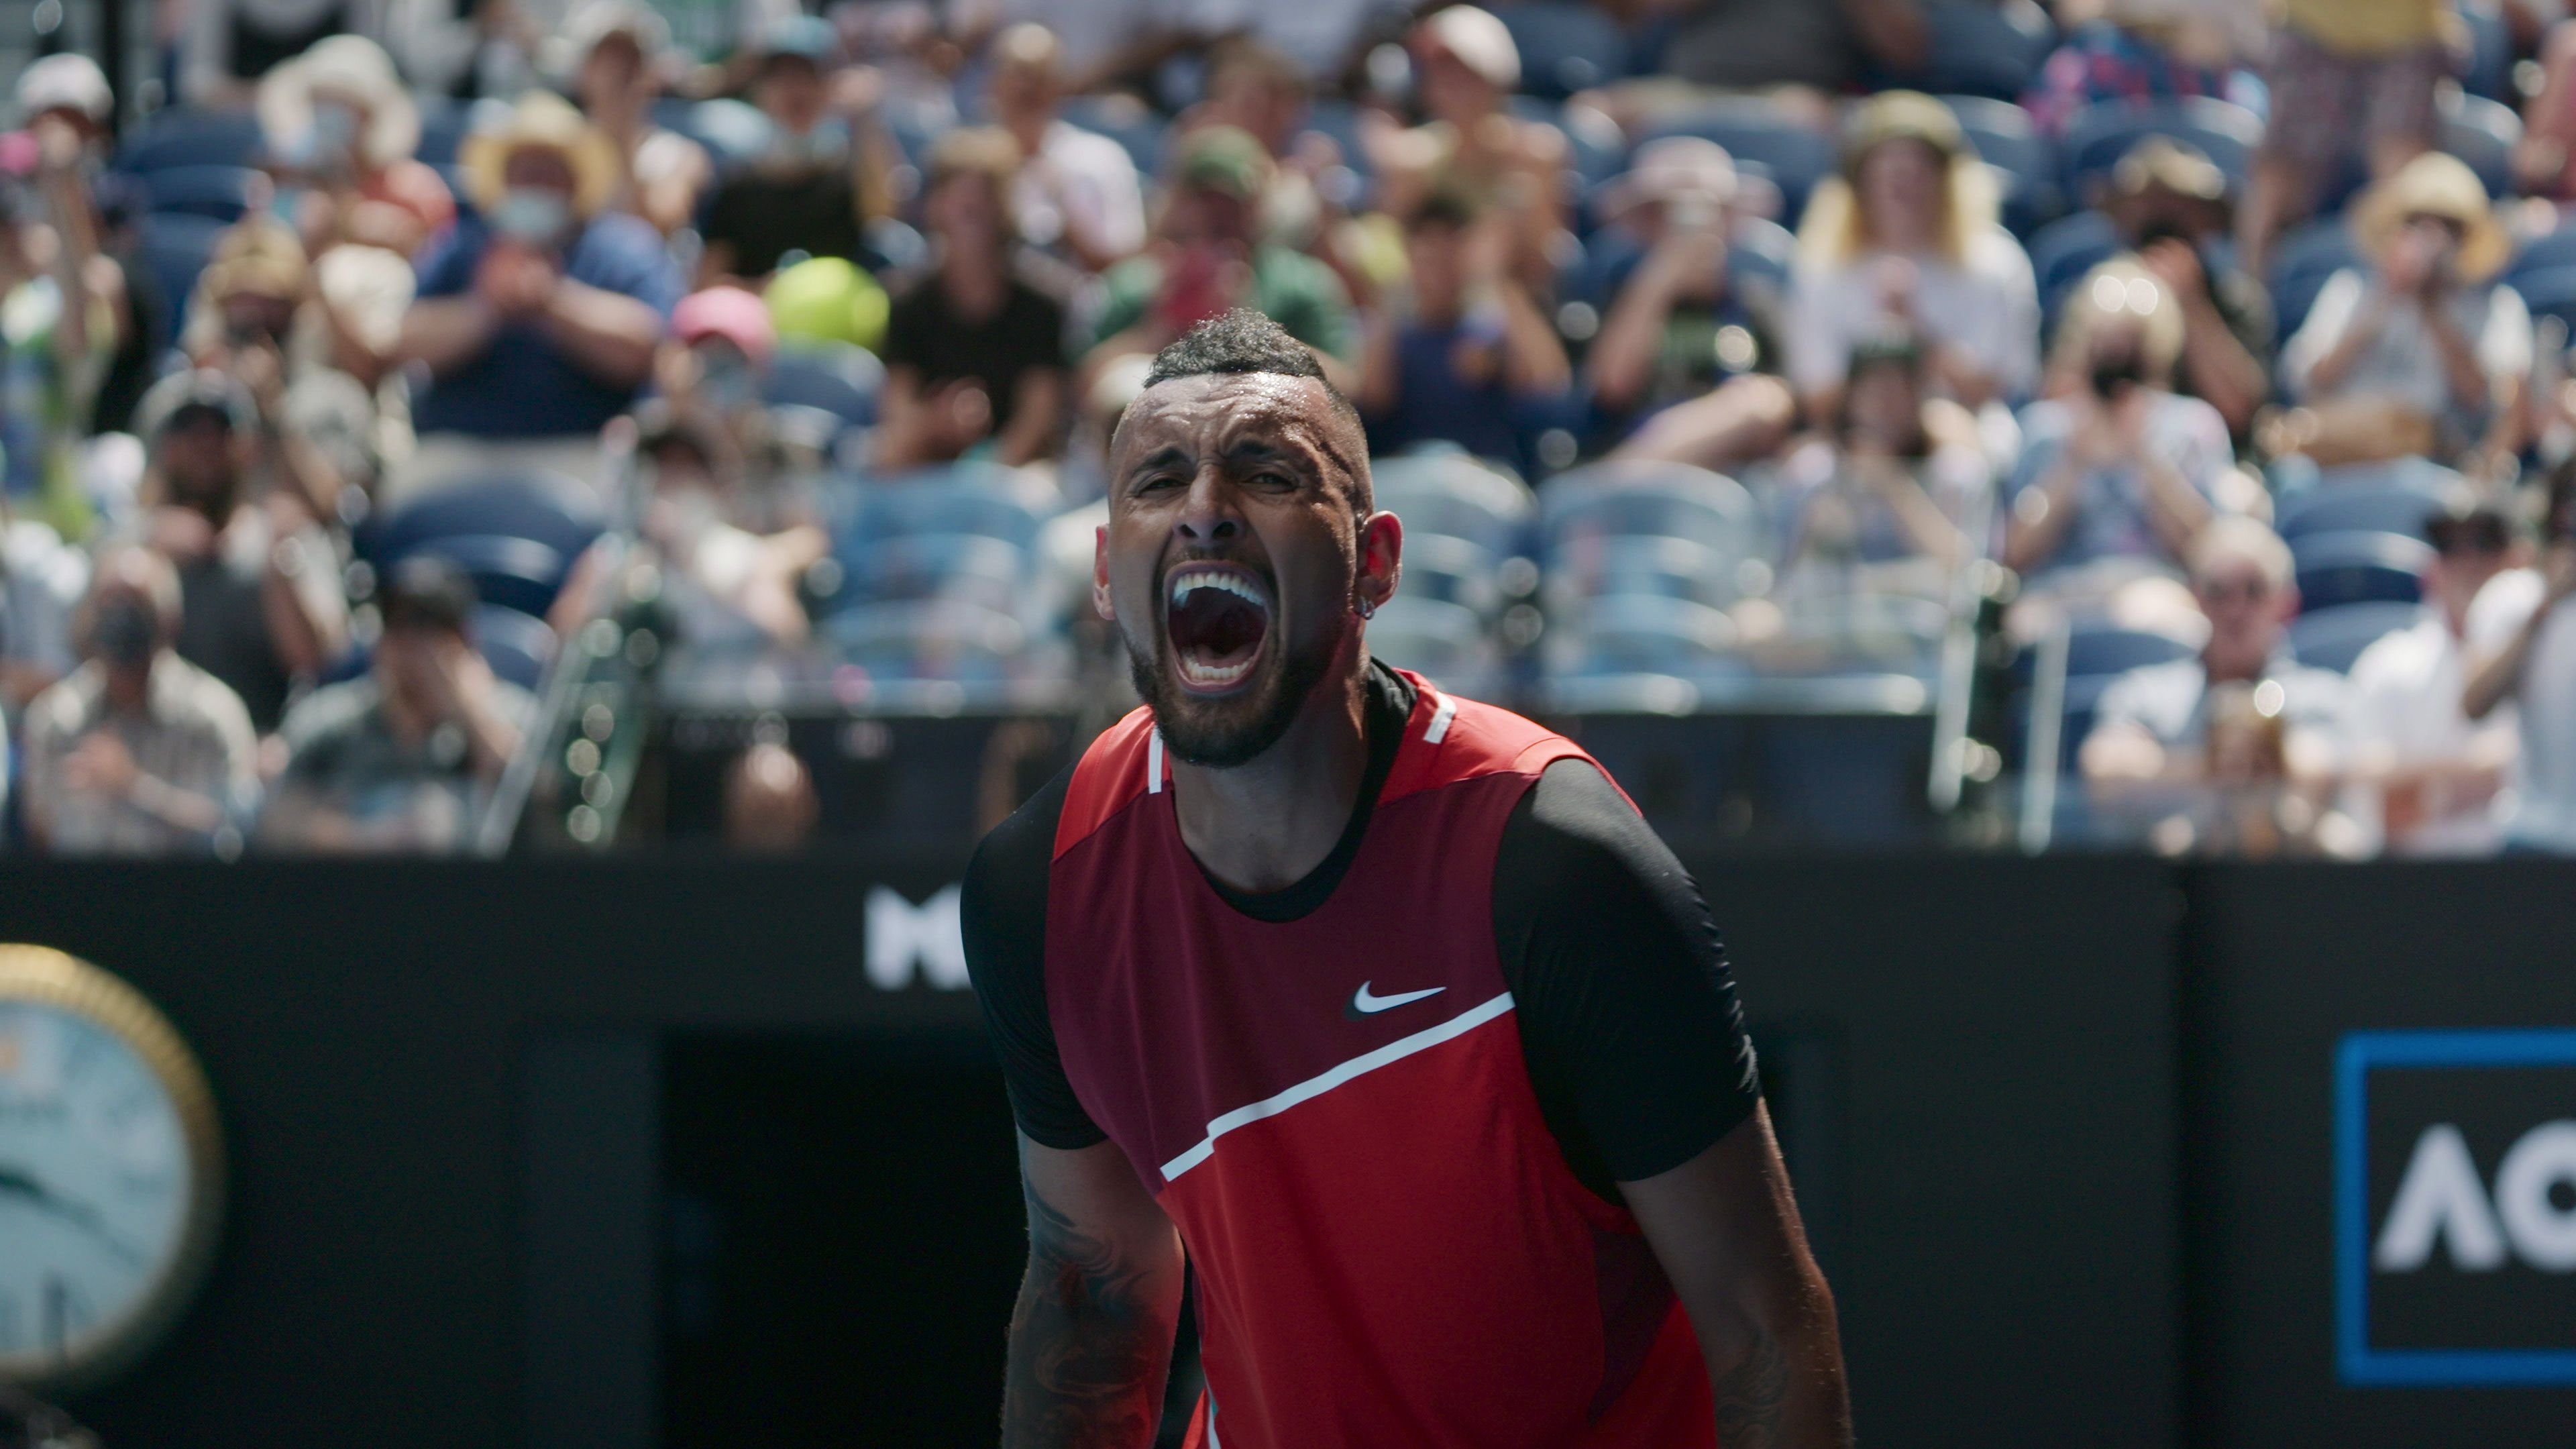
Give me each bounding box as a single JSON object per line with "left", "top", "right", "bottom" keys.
{"left": 2464, "top": 462, "right": 2576, "bottom": 853}
{"left": 1786, "top": 91, "right": 2041, "bottom": 421}
{"left": 988, "top": 22, "right": 1148, "bottom": 272}
{"left": 2346, "top": 499, "right": 2528, "bottom": 855}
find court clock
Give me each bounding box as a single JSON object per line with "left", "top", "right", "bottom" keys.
{"left": 0, "top": 945, "right": 223, "bottom": 1393}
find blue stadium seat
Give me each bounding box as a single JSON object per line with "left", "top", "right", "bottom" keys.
{"left": 764, "top": 342, "right": 885, "bottom": 429}
{"left": 114, "top": 109, "right": 265, "bottom": 173}
{"left": 1496, "top": 2, "right": 1630, "bottom": 99}
{"left": 1638, "top": 102, "right": 1839, "bottom": 225}
{"left": 2027, "top": 210, "right": 2120, "bottom": 328}
{"left": 2292, "top": 530, "right": 2432, "bottom": 610}
{"left": 138, "top": 212, "right": 229, "bottom": 353}
{"left": 414, "top": 99, "right": 474, "bottom": 168}
{"left": 2288, "top": 600, "right": 2425, "bottom": 674}
{"left": 2268, "top": 217, "right": 2362, "bottom": 339}
{"left": 1904, "top": 0, "right": 2057, "bottom": 102}
{"left": 144, "top": 165, "right": 260, "bottom": 223}
{"left": 2510, "top": 222, "right": 2576, "bottom": 285}
{"left": 362, "top": 470, "right": 606, "bottom": 619}
{"left": 2059, "top": 97, "right": 2261, "bottom": 204}
{"left": 2439, "top": 90, "right": 2522, "bottom": 199}
{"left": 816, "top": 466, "right": 1050, "bottom": 676}
{"left": 1371, "top": 449, "right": 1536, "bottom": 561}
{"left": 470, "top": 604, "right": 558, "bottom": 690}
{"left": 2011, "top": 621, "right": 2199, "bottom": 774}
{"left": 2513, "top": 265, "right": 2576, "bottom": 335}
{"left": 1059, "top": 95, "right": 1169, "bottom": 178}
{"left": 1539, "top": 462, "right": 1764, "bottom": 678}
{"left": 2465, "top": 1, "right": 2516, "bottom": 104}
{"left": 2273, "top": 460, "right": 2459, "bottom": 540}
{"left": 1942, "top": 94, "right": 2063, "bottom": 235}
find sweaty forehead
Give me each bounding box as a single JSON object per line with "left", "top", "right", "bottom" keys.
{"left": 1114, "top": 372, "right": 1367, "bottom": 492}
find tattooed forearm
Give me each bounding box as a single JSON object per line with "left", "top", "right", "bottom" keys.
{"left": 1711, "top": 1323, "right": 1790, "bottom": 1449}
{"left": 1000, "top": 1174, "right": 1177, "bottom": 1449}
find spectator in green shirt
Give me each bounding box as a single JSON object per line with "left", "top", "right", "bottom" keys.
{"left": 1076, "top": 126, "right": 1358, "bottom": 396}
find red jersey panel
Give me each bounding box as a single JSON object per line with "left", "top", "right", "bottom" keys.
{"left": 1044, "top": 673, "right": 1717, "bottom": 1448}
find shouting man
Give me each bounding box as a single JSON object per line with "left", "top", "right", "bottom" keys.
{"left": 962, "top": 311, "right": 1848, "bottom": 1448}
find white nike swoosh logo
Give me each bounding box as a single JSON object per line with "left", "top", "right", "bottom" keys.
{"left": 1350, "top": 981, "right": 1447, "bottom": 1015}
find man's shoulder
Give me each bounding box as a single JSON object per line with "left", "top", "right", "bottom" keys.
{"left": 280, "top": 676, "right": 382, "bottom": 749}
{"left": 961, "top": 764, "right": 1076, "bottom": 938}
{"left": 2347, "top": 614, "right": 2445, "bottom": 689}
{"left": 22, "top": 663, "right": 105, "bottom": 741}
{"left": 152, "top": 655, "right": 256, "bottom": 734}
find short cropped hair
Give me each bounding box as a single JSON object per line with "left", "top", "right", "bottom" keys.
{"left": 2189, "top": 515, "right": 2294, "bottom": 592}
{"left": 1142, "top": 309, "right": 1370, "bottom": 506}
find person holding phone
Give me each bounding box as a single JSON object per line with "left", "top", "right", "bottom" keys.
{"left": 2279, "top": 152, "right": 2532, "bottom": 470}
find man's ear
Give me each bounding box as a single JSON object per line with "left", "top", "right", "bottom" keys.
{"left": 1091, "top": 524, "right": 1115, "bottom": 622}
{"left": 1356, "top": 508, "right": 1403, "bottom": 616}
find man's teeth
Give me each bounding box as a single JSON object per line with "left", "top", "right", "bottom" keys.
{"left": 1180, "top": 655, "right": 1255, "bottom": 684}
{"left": 1168, "top": 570, "right": 1269, "bottom": 609}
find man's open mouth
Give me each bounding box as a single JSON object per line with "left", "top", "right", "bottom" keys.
{"left": 1164, "top": 564, "right": 1273, "bottom": 694}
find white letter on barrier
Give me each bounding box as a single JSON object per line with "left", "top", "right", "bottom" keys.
{"left": 2373, "top": 1123, "right": 2508, "bottom": 1272}
{"left": 2495, "top": 1120, "right": 2576, "bottom": 1271}
{"left": 865, "top": 885, "right": 969, "bottom": 991}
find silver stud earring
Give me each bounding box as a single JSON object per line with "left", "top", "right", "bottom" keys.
{"left": 1355, "top": 596, "right": 1378, "bottom": 621}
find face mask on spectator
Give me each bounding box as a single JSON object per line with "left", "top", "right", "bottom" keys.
{"left": 93, "top": 598, "right": 158, "bottom": 668}
{"left": 491, "top": 187, "right": 573, "bottom": 244}
{"left": 312, "top": 102, "right": 360, "bottom": 164}
{"left": 696, "top": 349, "right": 758, "bottom": 411}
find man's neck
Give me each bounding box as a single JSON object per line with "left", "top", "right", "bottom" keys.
{"left": 1168, "top": 649, "right": 1375, "bottom": 896}
{"left": 103, "top": 663, "right": 152, "bottom": 713}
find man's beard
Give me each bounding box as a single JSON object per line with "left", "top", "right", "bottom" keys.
{"left": 1125, "top": 609, "right": 1349, "bottom": 769}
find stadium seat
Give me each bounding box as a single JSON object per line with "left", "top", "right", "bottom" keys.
{"left": 2059, "top": 98, "right": 2261, "bottom": 205}
{"left": 2464, "top": 1, "right": 2516, "bottom": 104}
{"left": 2268, "top": 217, "right": 2362, "bottom": 339}
{"left": 2510, "top": 222, "right": 2576, "bottom": 285}
{"left": 2512, "top": 265, "right": 2576, "bottom": 335}
{"left": 2288, "top": 600, "right": 2424, "bottom": 674}
{"left": 1371, "top": 448, "right": 1536, "bottom": 562}
{"left": 113, "top": 108, "right": 264, "bottom": 173}
{"left": 470, "top": 604, "right": 559, "bottom": 690}
{"left": 2273, "top": 460, "right": 2459, "bottom": 540}
{"left": 138, "top": 212, "right": 229, "bottom": 354}
{"left": 1539, "top": 462, "right": 1764, "bottom": 677}
{"left": 1638, "top": 101, "right": 1839, "bottom": 224}
{"left": 2438, "top": 90, "right": 2522, "bottom": 199}
{"left": 1904, "top": 0, "right": 2057, "bottom": 102}
{"left": 2027, "top": 210, "right": 2120, "bottom": 328}
{"left": 361, "top": 470, "right": 606, "bottom": 619}
{"left": 413, "top": 98, "right": 476, "bottom": 168}
{"left": 764, "top": 341, "right": 885, "bottom": 429}
{"left": 1942, "top": 95, "right": 2063, "bottom": 237}
{"left": 2292, "top": 530, "right": 2432, "bottom": 610}
{"left": 2010, "top": 621, "right": 2200, "bottom": 775}
{"left": 144, "top": 165, "right": 260, "bottom": 223}
{"left": 1495, "top": 2, "right": 1630, "bottom": 99}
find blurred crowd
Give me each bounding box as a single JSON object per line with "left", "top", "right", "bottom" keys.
{"left": 1, "top": 0, "right": 2574, "bottom": 859}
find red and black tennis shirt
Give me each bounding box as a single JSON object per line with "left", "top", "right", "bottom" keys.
{"left": 964, "top": 662, "right": 1762, "bottom": 1447}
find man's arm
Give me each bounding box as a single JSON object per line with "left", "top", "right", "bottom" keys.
{"left": 1004, "top": 1134, "right": 1187, "bottom": 1449}
{"left": 1625, "top": 1106, "right": 1850, "bottom": 1449}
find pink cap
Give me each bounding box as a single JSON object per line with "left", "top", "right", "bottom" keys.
{"left": 672, "top": 286, "right": 776, "bottom": 366}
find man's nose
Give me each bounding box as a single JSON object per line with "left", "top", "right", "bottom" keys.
{"left": 1174, "top": 468, "right": 1242, "bottom": 544}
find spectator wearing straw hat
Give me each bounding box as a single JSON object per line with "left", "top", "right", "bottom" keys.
{"left": 2103, "top": 138, "right": 2273, "bottom": 443}
{"left": 2279, "top": 152, "right": 2530, "bottom": 469}
{"left": 258, "top": 34, "right": 456, "bottom": 260}
{"left": 398, "top": 91, "right": 682, "bottom": 445}
{"left": 1785, "top": 92, "right": 2041, "bottom": 422}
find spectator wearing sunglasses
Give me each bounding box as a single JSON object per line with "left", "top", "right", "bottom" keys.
{"left": 2346, "top": 498, "right": 2530, "bottom": 855}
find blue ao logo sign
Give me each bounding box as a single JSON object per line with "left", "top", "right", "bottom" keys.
{"left": 2337, "top": 1030, "right": 2576, "bottom": 1386}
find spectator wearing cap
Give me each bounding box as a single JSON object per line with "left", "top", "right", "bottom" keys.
{"left": 19, "top": 547, "right": 259, "bottom": 856}
{"left": 0, "top": 119, "right": 124, "bottom": 541}
{"left": 1356, "top": 185, "right": 1568, "bottom": 474}
{"left": 2084, "top": 516, "right": 2351, "bottom": 808}
{"left": 696, "top": 14, "right": 902, "bottom": 287}
{"left": 986, "top": 23, "right": 1146, "bottom": 274}
{"left": 13, "top": 54, "right": 115, "bottom": 153}
{"left": 180, "top": 0, "right": 365, "bottom": 109}
{"left": 2464, "top": 461, "right": 2576, "bottom": 854}
{"left": 2021, "top": 0, "right": 2240, "bottom": 140}
{"left": 257, "top": 34, "right": 456, "bottom": 261}
{"left": 1366, "top": 7, "right": 1568, "bottom": 298}
{"left": 1786, "top": 93, "right": 2040, "bottom": 423}
{"left": 181, "top": 219, "right": 391, "bottom": 519}
{"left": 1587, "top": 137, "right": 1795, "bottom": 470}
{"left": 2006, "top": 260, "right": 2234, "bottom": 583}
{"left": 559, "top": 2, "right": 713, "bottom": 237}
{"left": 2104, "top": 138, "right": 2273, "bottom": 443}
{"left": 649, "top": 284, "right": 820, "bottom": 529}
{"left": 2279, "top": 152, "right": 2530, "bottom": 470}
{"left": 1078, "top": 125, "right": 1360, "bottom": 388}
{"left": 133, "top": 368, "right": 349, "bottom": 733}
{"left": 878, "top": 129, "right": 1070, "bottom": 472}
{"left": 1766, "top": 333, "right": 1988, "bottom": 599}
{"left": 260, "top": 555, "right": 534, "bottom": 853}
{"left": 398, "top": 91, "right": 682, "bottom": 450}
{"left": 2239, "top": 0, "right": 2453, "bottom": 277}
{"left": 2344, "top": 498, "right": 2528, "bottom": 855}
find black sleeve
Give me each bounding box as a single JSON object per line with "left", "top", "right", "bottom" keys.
{"left": 961, "top": 767, "right": 1109, "bottom": 1150}
{"left": 1494, "top": 759, "right": 1761, "bottom": 1199}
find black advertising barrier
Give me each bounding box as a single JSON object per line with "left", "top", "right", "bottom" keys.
{"left": 2178, "top": 862, "right": 2576, "bottom": 1449}
{"left": 4, "top": 856, "right": 2563, "bottom": 1447}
